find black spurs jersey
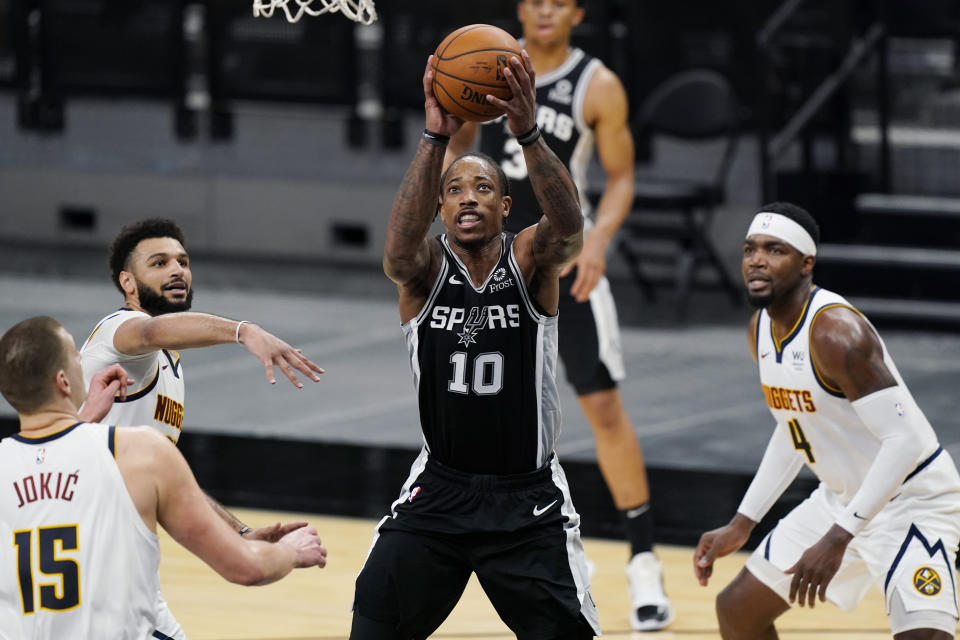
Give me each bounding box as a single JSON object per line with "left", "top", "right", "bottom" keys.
{"left": 479, "top": 47, "right": 601, "bottom": 232}
{"left": 403, "top": 233, "right": 562, "bottom": 475}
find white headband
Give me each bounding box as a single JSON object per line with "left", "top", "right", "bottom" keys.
{"left": 746, "top": 212, "right": 817, "bottom": 256}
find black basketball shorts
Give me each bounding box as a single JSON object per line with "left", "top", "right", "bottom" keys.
{"left": 352, "top": 449, "right": 600, "bottom": 640}
{"left": 558, "top": 270, "right": 626, "bottom": 395}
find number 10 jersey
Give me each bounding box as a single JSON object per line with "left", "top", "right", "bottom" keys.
{"left": 404, "top": 233, "right": 562, "bottom": 475}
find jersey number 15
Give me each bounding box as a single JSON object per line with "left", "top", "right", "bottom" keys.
{"left": 13, "top": 525, "right": 81, "bottom": 614}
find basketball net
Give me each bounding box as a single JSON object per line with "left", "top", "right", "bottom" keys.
{"left": 252, "top": 0, "right": 377, "bottom": 25}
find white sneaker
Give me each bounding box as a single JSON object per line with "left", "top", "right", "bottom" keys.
{"left": 626, "top": 551, "right": 674, "bottom": 631}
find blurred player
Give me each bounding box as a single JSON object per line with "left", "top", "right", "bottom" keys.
{"left": 79, "top": 217, "right": 325, "bottom": 639}
{"left": 445, "top": 0, "right": 672, "bottom": 629}
{"left": 351, "top": 52, "right": 599, "bottom": 638}
{"left": 694, "top": 202, "right": 960, "bottom": 639}
{"left": 0, "top": 316, "right": 326, "bottom": 639}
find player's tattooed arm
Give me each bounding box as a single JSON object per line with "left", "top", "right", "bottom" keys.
{"left": 384, "top": 55, "right": 461, "bottom": 291}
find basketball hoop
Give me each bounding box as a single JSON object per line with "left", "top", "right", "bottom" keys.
{"left": 252, "top": 0, "right": 377, "bottom": 25}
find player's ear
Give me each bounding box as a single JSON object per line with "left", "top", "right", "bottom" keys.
{"left": 800, "top": 254, "right": 816, "bottom": 277}
{"left": 501, "top": 195, "right": 512, "bottom": 218}
{"left": 571, "top": 5, "right": 585, "bottom": 27}
{"left": 118, "top": 270, "right": 137, "bottom": 297}
{"left": 54, "top": 368, "right": 71, "bottom": 398}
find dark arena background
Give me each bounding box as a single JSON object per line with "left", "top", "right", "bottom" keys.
{"left": 1, "top": 0, "right": 960, "bottom": 636}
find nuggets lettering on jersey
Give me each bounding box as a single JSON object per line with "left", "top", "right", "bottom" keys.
{"left": 153, "top": 393, "right": 184, "bottom": 430}
{"left": 404, "top": 233, "right": 562, "bottom": 475}
{"left": 762, "top": 384, "right": 816, "bottom": 412}
{"left": 480, "top": 48, "right": 601, "bottom": 229}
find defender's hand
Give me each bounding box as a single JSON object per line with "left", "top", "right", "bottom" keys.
{"left": 242, "top": 520, "right": 308, "bottom": 543}
{"left": 785, "top": 524, "right": 851, "bottom": 608}
{"left": 78, "top": 364, "right": 134, "bottom": 423}
{"left": 279, "top": 525, "right": 328, "bottom": 569}
{"left": 694, "top": 515, "right": 754, "bottom": 586}
{"left": 237, "top": 323, "right": 324, "bottom": 388}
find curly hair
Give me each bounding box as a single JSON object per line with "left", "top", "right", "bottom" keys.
{"left": 108, "top": 218, "right": 187, "bottom": 293}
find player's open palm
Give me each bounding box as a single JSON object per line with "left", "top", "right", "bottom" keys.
{"left": 280, "top": 525, "right": 327, "bottom": 569}
{"left": 239, "top": 323, "right": 324, "bottom": 388}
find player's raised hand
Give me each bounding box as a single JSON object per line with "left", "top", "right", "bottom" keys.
{"left": 78, "top": 364, "right": 135, "bottom": 422}
{"left": 423, "top": 55, "right": 464, "bottom": 137}
{"left": 237, "top": 323, "right": 324, "bottom": 388}
{"left": 693, "top": 514, "right": 755, "bottom": 586}
{"left": 486, "top": 50, "right": 537, "bottom": 138}
{"left": 279, "top": 525, "right": 328, "bottom": 569}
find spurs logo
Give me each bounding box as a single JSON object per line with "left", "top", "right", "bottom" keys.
{"left": 457, "top": 306, "right": 488, "bottom": 346}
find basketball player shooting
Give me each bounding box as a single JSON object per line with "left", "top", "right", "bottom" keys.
{"left": 445, "top": 3, "right": 673, "bottom": 629}
{"left": 349, "top": 52, "right": 600, "bottom": 638}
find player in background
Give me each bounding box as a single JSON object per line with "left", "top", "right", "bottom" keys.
{"left": 351, "top": 52, "right": 599, "bottom": 638}
{"left": 0, "top": 316, "right": 326, "bottom": 639}
{"left": 445, "top": 0, "right": 672, "bottom": 629}
{"left": 694, "top": 202, "right": 960, "bottom": 639}
{"left": 80, "top": 217, "right": 325, "bottom": 639}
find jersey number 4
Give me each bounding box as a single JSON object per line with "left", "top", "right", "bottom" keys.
{"left": 13, "top": 525, "right": 80, "bottom": 614}
{"left": 787, "top": 418, "right": 816, "bottom": 464}
{"left": 448, "top": 351, "right": 504, "bottom": 396}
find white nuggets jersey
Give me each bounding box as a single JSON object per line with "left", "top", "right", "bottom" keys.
{"left": 81, "top": 309, "right": 185, "bottom": 443}
{"left": 756, "top": 287, "right": 940, "bottom": 505}
{"left": 0, "top": 422, "right": 160, "bottom": 639}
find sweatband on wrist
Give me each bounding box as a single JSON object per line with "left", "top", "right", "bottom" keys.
{"left": 422, "top": 129, "right": 450, "bottom": 147}
{"left": 516, "top": 124, "right": 541, "bottom": 146}
{"left": 746, "top": 212, "right": 817, "bottom": 256}
{"left": 235, "top": 320, "right": 248, "bottom": 344}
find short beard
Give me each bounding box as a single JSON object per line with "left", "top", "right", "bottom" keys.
{"left": 746, "top": 291, "right": 774, "bottom": 309}
{"left": 137, "top": 282, "right": 194, "bottom": 316}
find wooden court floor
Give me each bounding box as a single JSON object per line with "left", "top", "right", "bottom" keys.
{"left": 159, "top": 508, "right": 904, "bottom": 639}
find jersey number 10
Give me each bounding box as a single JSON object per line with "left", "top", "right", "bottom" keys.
{"left": 13, "top": 525, "right": 81, "bottom": 614}
{"left": 448, "top": 351, "right": 504, "bottom": 396}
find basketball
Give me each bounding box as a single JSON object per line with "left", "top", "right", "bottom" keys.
{"left": 432, "top": 24, "right": 522, "bottom": 122}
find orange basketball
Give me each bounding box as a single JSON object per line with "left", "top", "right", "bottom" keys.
{"left": 432, "top": 24, "right": 522, "bottom": 122}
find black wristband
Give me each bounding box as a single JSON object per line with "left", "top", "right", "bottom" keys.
{"left": 422, "top": 129, "right": 450, "bottom": 147}
{"left": 516, "top": 124, "right": 541, "bottom": 146}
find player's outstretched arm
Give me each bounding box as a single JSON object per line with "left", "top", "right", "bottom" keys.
{"left": 78, "top": 364, "right": 134, "bottom": 422}
{"left": 113, "top": 313, "right": 323, "bottom": 388}
{"left": 116, "top": 427, "right": 327, "bottom": 585}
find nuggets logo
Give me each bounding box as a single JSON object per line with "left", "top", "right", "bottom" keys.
{"left": 913, "top": 567, "right": 942, "bottom": 596}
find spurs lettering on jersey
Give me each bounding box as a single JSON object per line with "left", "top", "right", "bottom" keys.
{"left": 430, "top": 304, "right": 521, "bottom": 334}
{"left": 499, "top": 105, "right": 576, "bottom": 180}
